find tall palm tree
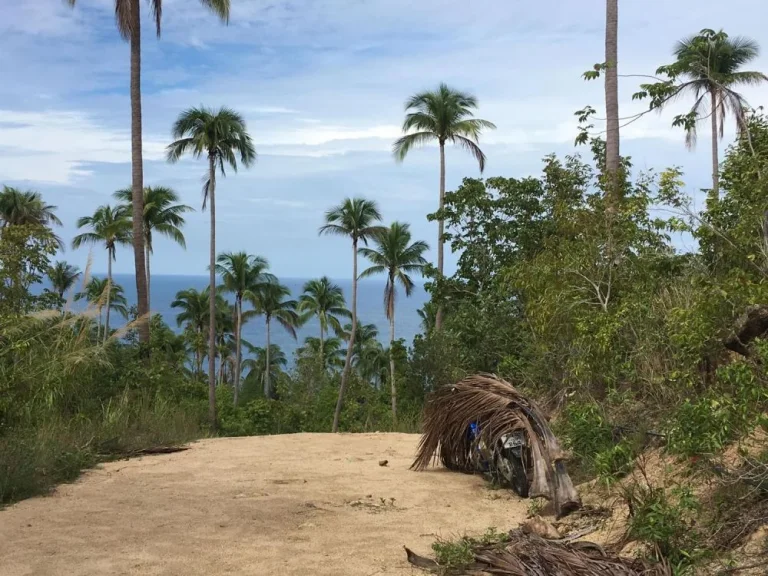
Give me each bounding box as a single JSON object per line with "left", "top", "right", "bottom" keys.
{"left": 664, "top": 29, "right": 767, "bottom": 199}
{"left": 342, "top": 320, "right": 380, "bottom": 362}
{"left": 604, "top": 0, "right": 620, "bottom": 201}
{"left": 48, "top": 261, "right": 81, "bottom": 299}
{"left": 216, "top": 252, "right": 273, "bottom": 405}
{"left": 360, "top": 222, "right": 428, "bottom": 420}
{"left": 320, "top": 198, "right": 384, "bottom": 432}
{"left": 75, "top": 278, "right": 129, "bottom": 340}
{"left": 249, "top": 281, "right": 299, "bottom": 399}
{"left": 167, "top": 106, "right": 256, "bottom": 428}
{"left": 66, "top": 0, "right": 231, "bottom": 348}
{"left": 0, "top": 186, "right": 62, "bottom": 229}
{"left": 114, "top": 186, "right": 192, "bottom": 311}
{"left": 171, "top": 287, "right": 211, "bottom": 377}
{"left": 393, "top": 84, "right": 495, "bottom": 331}
{"left": 72, "top": 204, "right": 131, "bottom": 343}
{"left": 297, "top": 276, "right": 350, "bottom": 360}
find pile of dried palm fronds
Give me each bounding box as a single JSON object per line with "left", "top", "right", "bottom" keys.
{"left": 412, "top": 374, "right": 580, "bottom": 516}
{"left": 405, "top": 529, "right": 671, "bottom": 575}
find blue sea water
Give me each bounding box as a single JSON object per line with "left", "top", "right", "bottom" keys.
{"left": 99, "top": 275, "right": 428, "bottom": 360}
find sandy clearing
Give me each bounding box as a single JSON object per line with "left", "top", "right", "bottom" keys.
{"left": 0, "top": 433, "right": 528, "bottom": 576}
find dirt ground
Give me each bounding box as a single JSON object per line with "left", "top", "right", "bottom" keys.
{"left": 0, "top": 433, "right": 528, "bottom": 576}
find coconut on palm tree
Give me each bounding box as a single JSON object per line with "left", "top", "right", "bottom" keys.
{"left": 297, "top": 276, "right": 350, "bottom": 361}
{"left": 167, "top": 106, "right": 256, "bottom": 428}
{"left": 320, "top": 197, "right": 384, "bottom": 432}
{"left": 661, "top": 29, "right": 767, "bottom": 199}
{"left": 393, "top": 84, "right": 495, "bottom": 331}
{"left": 249, "top": 281, "right": 299, "bottom": 399}
{"left": 75, "top": 278, "right": 129, "bottom": 340}
{"left": 47, "top": 261, "right": 81, "bottom": 300}
{"left": 72, "top": 205, "right": 131, "bottom": 343}
{"left": 114, "top": 186, "right": 191, "bottom": 311}
{"left": 171, "top": 287, "right": 211, "bottom": 377}
{"left": 216, "top": 252, "right": 273, "bottom": 405}
{"left": 360, "top": 222, "right": 428, "bottom": 420}
{"left": 66, "top": 0, "right": 231, "bottom": 348}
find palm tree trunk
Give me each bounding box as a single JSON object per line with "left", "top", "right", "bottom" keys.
{"left": 207, "top": 154, "right": 217, "bottom": 429}
{"left": 145, "top": 241, "right": 151, "bottom": 315}
{"left": 332, "top": 239, "right": 358, "bottom": 432}
{"left": 389, "top": 286, "right": 397, "bottom": 424}
{"left": 435, "top": 141, "right": 446, "bottom": 332}
{"left": 319, "top": 323, "right": 325, "bottom": 360}
{"left": 264, "top": 317, "right": 272, "bottom": 398}
{"left": 196, "top": 326, "right": 202, "bottom": 377}
{"left": 104, "top": 253, "right": 112, "bottom": 344}
{"left": 604, "top": 0, "right": 620, "bottom": 205}
{"left": 710, "top": 88, "right": 720, "bottom": 201}
{"left": 233, "top": 296, "right": 242, "bottom": 406}
{"left": 129, "top": 0, "right": 150, "bottom": 349}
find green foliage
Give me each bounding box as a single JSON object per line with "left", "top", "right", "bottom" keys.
{"left": 0, "top": 225, "right": 59, "bottom": 315}
{"left": 431, "top": 528, "right": 508, "bottom": 572}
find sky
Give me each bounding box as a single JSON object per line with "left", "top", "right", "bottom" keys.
{"left": 1, "top": 0, "right": 767, "bottom": 277}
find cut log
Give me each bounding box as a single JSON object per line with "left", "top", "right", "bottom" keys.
{"left": 724, "top": 305, "right": 768, "bottom": 357}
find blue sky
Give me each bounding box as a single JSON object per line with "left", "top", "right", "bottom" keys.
{"left": 1, "top": 0, "right": 767, "bottom": 277}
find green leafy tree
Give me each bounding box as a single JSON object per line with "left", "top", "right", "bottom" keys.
{"left": 216, "top": 252, "right": 273, "bottom": 405}
{"left": 114, "top": 186, "right": 192, "bottom": 310}
{"left": 66, "top": 0, "right": 231, "bottom": 348}
{"left": 167, "top": 106, "right": 256, "bottom": 428}
{"left": 297, "top": 276, "right": 350, "bottom": 361}
{"left": 319, "top": 197, "right": 384, "bottom": 432}
{"left": 47, "top": 261, "right": 81, "bottom": 300}
{"left": 72, "top": 205, "right": 132, "bottom": 343}
{"left": 360, "top": 222, "right": 428, "bottom": 420}
{"left": 0, "top": 225, "right": 59, "bottom": 316}
{"left": 393, "top": 83, "right": 495, "bottom": 330}
{"left": 249, "top": 281, "right": 299, "bottom": 398}
{"left": 75, "top": 278, "right": 129, "bottom": 340}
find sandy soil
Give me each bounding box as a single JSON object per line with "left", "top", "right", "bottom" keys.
{"left": 0, "top": 433, "right": 528, "bottom": 576}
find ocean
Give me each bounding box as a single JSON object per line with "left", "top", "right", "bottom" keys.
{"left": 102, "top": 274, "right": 429, "bottom": 360}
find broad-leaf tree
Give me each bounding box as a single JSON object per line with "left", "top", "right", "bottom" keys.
{"left": 167, "top": 106, "right": 256, "bottom": 428}
{"left": 114, "top": 186, "right": 191, "bottom": 311}
{"left": 360, "top": 222, "right": 428, "bottom": 420}
{"left": 319, "top": 197, "right": 384, "bottom": 432}
{"left": 216, "top": 252, "right": 273, "bottom": 405}
{"left": 393, "top": 83, "right": 495, "bottom": 330}
{"left": 297, "top": 276, "right": 350, "bottom": 361}
{"left": 66, "top": 0, "right": 231, "bottom": 347}
{"left": 72, "top": 205, "right": 131, "bottom": 343}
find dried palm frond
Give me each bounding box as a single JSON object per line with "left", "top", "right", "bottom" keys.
{"left": 412, "top": 374, "right": 580, "bottom": 516}
{"left": 405, "top": 529, "right": 671, "bottom": 575}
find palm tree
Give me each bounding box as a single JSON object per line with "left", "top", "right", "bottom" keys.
{"left": 48, "top": 261, "right": 81, "bottom": 299}
{"left": 297, "top": 276, "right": 351, "bottom": 360}
{"left": 319, "top": 198, "right": 384, "bottom": 432}
{"left": 0, "top": 186, "right": 62, "bottom": 228}
{"left": 171, "top": 287, "right": 211, "bottom": 377}
{"left": 72, "top": 205, "right": 132, "bottom": 343}
{"left": 66, "top": 0, "right": 231, "bottom": 349}
{"left": 167, "top": 106, "right": 256, "bottom": 428}
{"left": 114, "top": 186, "right": 192, "bottom": 311}
{"left": 360, "top": 222, "right": 428, "bottom": 420}
{"left": 242, "top": 344, "right": 287, "bottom": 400}
{"left": 75, "top": 278, "right": 129, "bottom": 340}
{"left": 604, "top": 0, "right": 620, "bottom": 201}
{"left": 216, "top": 252, "right": 273, "bottom": 405}
{"left": 664, "top": 29, "right": 767, "bottom": 199}
{"left": 393, "top": 84, "right": 495, "bottom": 331}
{"left": 356, "top": 340, "right": 390, "bottom": 390}
{"left": 298, "top": 336, "right": 346, "bottom": 371}
{"left": 249, "top": 281, "right": 299, "bottom": 399}
{"left": 343, "top": 320, "right": 380, "bottom": 361}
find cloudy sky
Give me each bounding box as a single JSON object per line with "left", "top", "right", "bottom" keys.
{"left": 1, "top": 0, "right": 767, "bottom": 277}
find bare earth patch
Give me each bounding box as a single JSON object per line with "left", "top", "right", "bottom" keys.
{"left": 0, "top": 433, "right": 527, "bottom": 575}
